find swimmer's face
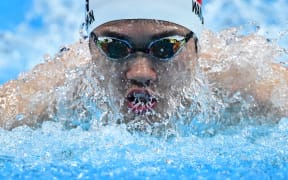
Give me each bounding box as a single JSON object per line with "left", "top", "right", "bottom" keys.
{"left": 89, "top": 19, "right": 198, "bottom": 125}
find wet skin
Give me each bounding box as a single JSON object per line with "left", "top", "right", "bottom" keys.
{"left": 89, "top": 19, "right": 199, "bottom": 125}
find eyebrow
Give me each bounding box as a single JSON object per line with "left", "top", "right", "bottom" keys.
{"left": 96, "top": 30, "right": 186, "bottom": 40}
{"left": 99, "top": 31, "right": 131, "bottom": 40}
{"left": 150, "top": 30, "right": 185, "bottom": 40}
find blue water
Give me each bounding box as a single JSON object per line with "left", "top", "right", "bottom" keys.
{"left": 0, "top": 117, "right": 288, "bottom": 179}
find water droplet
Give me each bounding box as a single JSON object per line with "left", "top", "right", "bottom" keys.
{"left": 16, "top": 114, "right": 25, "bottom": 121}
{"left": 43, "top": 54, "right": 52, "bottom": 62}
{"left": 99, "top": 75, "right": 105, "bottom": 81}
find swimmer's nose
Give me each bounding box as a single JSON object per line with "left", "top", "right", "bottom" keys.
{"left": 126, "top": 55, "right": 157, "bottom": 86}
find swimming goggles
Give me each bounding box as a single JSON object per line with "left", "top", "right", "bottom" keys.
{"left": 91, "top": 31, "right": 195, "bottom": 61}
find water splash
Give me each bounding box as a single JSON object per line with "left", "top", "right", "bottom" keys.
{"left": 0, "top": 119, "right": 287, "bottom": 179}
{"left": 0, "top": 27, "right": 288, "bottom": 178}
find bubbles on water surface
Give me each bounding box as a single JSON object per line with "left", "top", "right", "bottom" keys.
{"left": 0, "top": 119, "right": 288, "bottom": 179}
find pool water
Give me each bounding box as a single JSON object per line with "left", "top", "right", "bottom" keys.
{"left": 0, "top": 28, "right": 288, "bottom": 179}
{"left": 0, "top": 118, "right": 288, "bottom": 179}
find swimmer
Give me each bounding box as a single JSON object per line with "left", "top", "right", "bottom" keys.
{"left": 0, "top": 0, "right": 287, "bottom": 130}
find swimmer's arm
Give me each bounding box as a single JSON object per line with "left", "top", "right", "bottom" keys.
{"left": 251, "top": 63, "right": 288, "bottom": 113}
{"left": 0, "top": 60, "right": 64, "bottom": 129}
{"left": 203, "top": 61, "right": 288, "bottom": 117}
{"left": 199, "top": 32, "right": 288, "bottom": 117}
{"left": 0, "top": 42, "right": 90, "bottom": 129}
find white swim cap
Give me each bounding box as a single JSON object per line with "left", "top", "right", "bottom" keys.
{"left": 83, "top": 0, "right": 204, "bottom": 38}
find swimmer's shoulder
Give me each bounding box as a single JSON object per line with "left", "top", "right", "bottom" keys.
{"left": 0, "top": 41, "right": 91, "bottom": 129}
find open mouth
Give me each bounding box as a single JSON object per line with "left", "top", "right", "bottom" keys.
{"left": 126, "top": 89, "right": 157, "bottom": 114}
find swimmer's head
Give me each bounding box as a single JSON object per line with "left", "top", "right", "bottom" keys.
{"left": 85, "top": 0, "right": 205, "bottom": 127}
{"left": 83, "top": 0, "right": 204, "bottom": 39}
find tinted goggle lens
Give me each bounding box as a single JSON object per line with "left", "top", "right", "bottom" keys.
{"left": 149, "top": 37, "right": 183, "bottom": 60}
{"left": 97, "top": 37, "right": 131, "bottom": 59}
{"left": 95, "top": 35, "right": 188, "bottom": 61}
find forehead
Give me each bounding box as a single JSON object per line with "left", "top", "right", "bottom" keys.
{"left": 91, "top": 19, "right": 191, "bottom": 37}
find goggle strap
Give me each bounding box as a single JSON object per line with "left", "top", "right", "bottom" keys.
{"left": 185, "top": 31, "right": 195, "bottom": 42}
{"left": 184, "top": 31, "right": 199, "bottom": 53}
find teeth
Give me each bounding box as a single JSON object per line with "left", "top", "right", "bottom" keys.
{"left": 127, "top": 90, "right": 157, "bottom": 114}
{"left": 132, "top": 97, "right": 153, "bottom": 106}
